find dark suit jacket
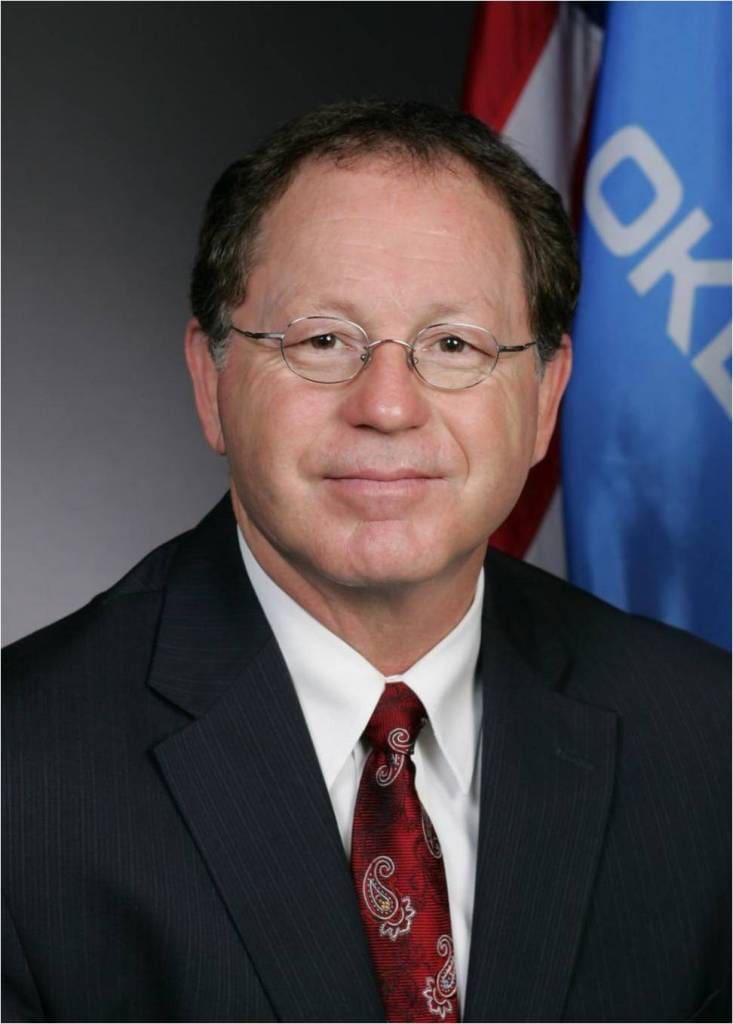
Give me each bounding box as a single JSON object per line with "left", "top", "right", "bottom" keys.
{"left": 3, "top": 497, "right": 730, "bottom": 1022}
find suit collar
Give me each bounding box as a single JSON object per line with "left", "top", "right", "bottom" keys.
{"left": 147, "top": 498, "right": 567, "bottom": 725}
{"left": 239, "top": 521, "right": 484, "bottom": 796}
{"left": 147, "top": 496, "right": 274, "bottom": 717}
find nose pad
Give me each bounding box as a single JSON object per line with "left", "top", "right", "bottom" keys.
{"left": 362, "top": 338, "right": 415, "bottom": 374}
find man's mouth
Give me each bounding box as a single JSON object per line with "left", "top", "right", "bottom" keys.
{"left": 323, "top": 469, "right": 441, "bottom": 507}
{"left": 326, "top": 468, "right": 436, "bottom": 482}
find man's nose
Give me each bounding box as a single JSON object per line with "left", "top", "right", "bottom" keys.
{"left": 340, "top": 339, "right": 431, "bottom": 433}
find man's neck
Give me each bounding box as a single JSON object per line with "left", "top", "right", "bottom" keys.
{"left": 235, "top": 506, "right": 486, "bottom": 677}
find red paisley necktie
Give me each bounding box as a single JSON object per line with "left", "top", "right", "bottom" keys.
{"left": 351, "top": 682, "right": 459, "bottom": 1023}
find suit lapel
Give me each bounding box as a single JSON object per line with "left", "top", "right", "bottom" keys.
{"left": 148, "top": 499, "right": 383, "bottom": 1023}
{"left": 464, "top": 557, "right": 617, "bottom": 1023}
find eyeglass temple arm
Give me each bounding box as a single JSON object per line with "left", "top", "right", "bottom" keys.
{"left": 229, "top": 326, "right": 286, "bottom": 341}
{"left": 498, "top": 341, "right": 538, "bottom": 353}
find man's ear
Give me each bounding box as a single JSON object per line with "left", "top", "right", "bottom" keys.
{"left": 531, "top": 334, "right": 572, "bottom": 466}
{"left": 184, "top": 319, "right": 226, "bottom": 455}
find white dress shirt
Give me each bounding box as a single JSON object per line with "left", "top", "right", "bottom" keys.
{"left": 238, "top": 529, "right": 483, "bottom": 1006}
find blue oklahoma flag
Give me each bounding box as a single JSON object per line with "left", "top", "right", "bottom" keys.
{"left": 562, "top": 1, "right": 732, "bottom": 650}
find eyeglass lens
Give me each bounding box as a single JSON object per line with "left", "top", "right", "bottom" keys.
{"left": 281, "top": 317, "right": 500, "bottom": 388}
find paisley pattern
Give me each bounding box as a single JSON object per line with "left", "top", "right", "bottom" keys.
{"left": 423, "top": 934, "right": 457, "bottom": 1019}
{"left": 362, "top": 855, "right": 415, "bottom": 940}
{"left": 352, "top": 684, "right": 456, "bottom": 1020}
{"left": 375, "top": 726, "right": 413, "bottom": 786}
{"left": 421, "top": 808, "right": 443, "bottom": 859}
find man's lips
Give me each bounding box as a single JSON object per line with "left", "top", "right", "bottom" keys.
{"left": 323, "top": 470, "right": 441, "bottom": 505}
{"left": 325, "top": 468, "right": 438, "bottom": 482}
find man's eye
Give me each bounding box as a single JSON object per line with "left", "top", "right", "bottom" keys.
{"left": 437, "top": 335, "right": 468, "bottom": 354}
{"left": 307, "top": 333, "right": 340, "bottom": 350}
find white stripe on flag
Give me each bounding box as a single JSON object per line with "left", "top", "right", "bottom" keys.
{"left": 503, "top": 5, "right": 602, "bottom": 204}
{"left": 524, "top": 485, "right": 567, "bottom": 577}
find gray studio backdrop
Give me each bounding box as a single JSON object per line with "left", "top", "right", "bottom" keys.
{"left": 3, "top": 3, "right": 476, "bottom": 644}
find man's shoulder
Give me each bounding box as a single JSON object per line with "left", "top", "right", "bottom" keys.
{"left": 485, "top": 545, "right": 730, "bottom": 709}
{"left": 2, "top": 496, "right": 241, "bottom": 725}
{"left": 487, "top": 549, "right": 729, "bottom": 841}
{"left": 2, "top": 527, "right": 187, "bottom": 698}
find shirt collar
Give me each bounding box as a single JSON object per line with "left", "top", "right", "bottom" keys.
{"left": 393, "top": 568, "right": 483, "bottom": 794}
{"left": 238, "top": 528, "right": 483, "bottom": 795}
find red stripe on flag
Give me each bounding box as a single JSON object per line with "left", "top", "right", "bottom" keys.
{"left": 489, "top": 390, "right": 562, "bottom": 556}
{"left": 462, "top": 1, "right": 559, "bottom": 131}
{"left": 570, "top": 81, "right": 598, "bottom": 229}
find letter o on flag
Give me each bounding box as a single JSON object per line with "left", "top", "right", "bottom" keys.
{"left": 585, "top": 125, "right": 683, "bottom": 256}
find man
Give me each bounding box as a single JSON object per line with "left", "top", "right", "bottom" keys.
{"left": 3, "top": 100, "right": 729, "bottom": 1023}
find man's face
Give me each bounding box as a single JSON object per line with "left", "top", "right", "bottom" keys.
{"left": 187, "top": 156, "right": 570, "bottom": 593}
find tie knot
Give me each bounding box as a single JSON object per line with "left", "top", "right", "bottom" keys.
{"left": 365, "top": 682, "right": 427, "bottom": 753}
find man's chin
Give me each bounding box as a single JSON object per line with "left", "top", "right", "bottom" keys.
{"left": 308, "top": 524, "right": 469, "bottom": 592}
{"left": 326, "top": 563, "right": 435, "bottom": 592}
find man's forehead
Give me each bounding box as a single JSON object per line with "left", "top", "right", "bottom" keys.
{"left": 257, "top": 153, "right": 520, "bottom": 260}
{"left": 243, "top": 154, "right": 527, "bottom": 331}
{"left": 297, "top": 150, "right": 497, "bottom": 202}
{"left": 255, "top": 288, "right": 508, "bottom": 326}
